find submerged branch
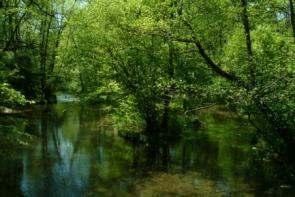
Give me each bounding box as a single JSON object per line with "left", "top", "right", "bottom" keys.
{"left": 184, "top": 104, "right": 216, "bottom": 115}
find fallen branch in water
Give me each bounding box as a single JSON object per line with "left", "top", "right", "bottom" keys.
{"left": 0, "top": 106, "right": 23, "bottom": 115}
{"left": 184, "top": 104, "right": 216, "bottom": 115}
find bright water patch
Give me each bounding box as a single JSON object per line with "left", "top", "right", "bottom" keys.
{"left": 56, "top": 93, "right": 79, "bottom": 103}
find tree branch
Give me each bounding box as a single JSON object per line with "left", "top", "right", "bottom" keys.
{"left": 170, "top": 35, "right": 246, "bottom": 86}
{"left": 177, "top": 19, "right": 247, "bottom": 87}
{"left": 120, "top": 23, "right": 246, "bottom": 87}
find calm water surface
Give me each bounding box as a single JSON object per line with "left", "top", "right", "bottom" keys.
{"left": 0, "top": 102, "right": 294, "bottom": 196}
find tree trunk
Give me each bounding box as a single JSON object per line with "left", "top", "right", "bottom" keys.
{"left": 39, "top": 8, "right": 53, "bottom": 103}
{"left": 79, "top": 72, "right": 85, "bottom": 93}
{"left": 161, "top": 42, "right": 174, "bottom": 129}
{"left": 290, "top": 0, "right": 295, "bottom": 40}
{"left": 241, "top": 0, "right": 255, "bottom": 88}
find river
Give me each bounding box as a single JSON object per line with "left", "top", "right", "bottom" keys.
{"left": 0, "top": 101, "right": 294, "bottom": 196}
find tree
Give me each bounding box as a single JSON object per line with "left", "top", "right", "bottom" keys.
{"left": 0, "top": 0, "right": 78, "bottom": 104}
{"left": 59, "top": 0, "right": 294, "bottom": 148}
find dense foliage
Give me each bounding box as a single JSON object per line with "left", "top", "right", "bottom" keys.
{"left": 0, "top": 0, "right": 79, "bottom": 104}
{"left": 56, "top": 0, "right": 295, "bottom": 148}
{"left": 0, "top": 83, "right": 26, "bottom": 107}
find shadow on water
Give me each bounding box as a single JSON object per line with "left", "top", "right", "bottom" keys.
{"left": 0, "top": 102, "right": 294, "bottom": 196}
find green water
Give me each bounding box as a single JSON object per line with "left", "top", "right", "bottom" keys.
{"left": 0, "top": 102, "right": 294, "bottom": 196}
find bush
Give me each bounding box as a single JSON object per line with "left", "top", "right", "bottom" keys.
{"left": 0, "top": 83, "right": 26, "bottom": 108}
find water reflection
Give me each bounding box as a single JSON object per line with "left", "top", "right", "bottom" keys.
{"left": 0, "top": 103, "right": 294, "bottom": 196}
{"left": 21, "top": 105, "right": 89, "bottom": 196}
{"left": 0, "top": 156, "right": 23, "bottom": 196}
